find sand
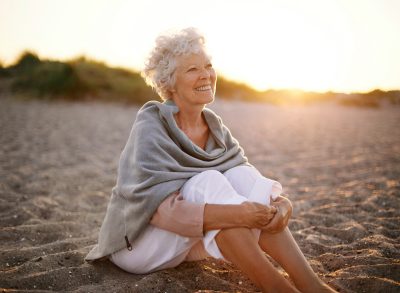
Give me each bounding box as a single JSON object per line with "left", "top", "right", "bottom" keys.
{"left": 0, "top": 96, "right": 399, "bottom": 292}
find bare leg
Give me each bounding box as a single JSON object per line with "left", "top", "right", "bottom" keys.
{"left": 215, "top": 227, "right": 301, "bottom": 293}
{"left": 259, "top": 228, "right": 337, "bottom": 293}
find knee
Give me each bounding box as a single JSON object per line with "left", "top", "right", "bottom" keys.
{"left": 182, "top": 169, "right": 243, "bottom": 204}
{"left": 195, "top": 169, "right": 225, "bottom": 182}
{"left": 224, "top": 165, "right": 260, "bottom": 182}
{"left": 181, "top": 170, "right": 226, "bottom": 201}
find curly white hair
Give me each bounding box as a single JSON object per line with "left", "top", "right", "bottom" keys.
{"left": 142, "top": 27, "right": 210, "bottom": 100}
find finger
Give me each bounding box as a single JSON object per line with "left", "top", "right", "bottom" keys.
{"left": 262, "top": 217, "right": 277, "bottom": 230}
{"left": 264, "top": 218, "right": 286, "bottom": 234}
{"left": 259, "top": 215, "right": 275, "bottom": 226}
{"left": 263, "top": 207, "right": 276, "bottom": 216}
{"left": 262, "top": 212, "right": 281, "bottom": 230}
{"left": 266, "top": 213, "right": 275, "bottom": 220}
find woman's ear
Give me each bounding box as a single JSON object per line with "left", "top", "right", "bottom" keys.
{"left": 168, "top": 87, "right": 177, "bottom": 100}
{"left": 165, "top": 89, "right": 175, "bottom": 101}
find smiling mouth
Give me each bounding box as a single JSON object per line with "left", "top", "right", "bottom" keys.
{"left": 195, "top": 85, "right": 212, "bottom": 91}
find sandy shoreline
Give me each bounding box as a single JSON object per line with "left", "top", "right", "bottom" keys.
{"left": 0, "top": 96, "right": 399, "bottom": 292}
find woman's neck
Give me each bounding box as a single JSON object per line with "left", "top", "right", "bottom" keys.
{"left": 171, "top": 99, "right": 206, "bottom": 130}
{"left": 174, "top": 108, "right": 205, "bottom": 131}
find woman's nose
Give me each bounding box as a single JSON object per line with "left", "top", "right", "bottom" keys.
{"left": 199, "top": 68, "right": 210, "bottom": 79}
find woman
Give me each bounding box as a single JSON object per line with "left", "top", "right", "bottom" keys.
{"left": 86, "top": 28, "right": 336, "bottom": 293}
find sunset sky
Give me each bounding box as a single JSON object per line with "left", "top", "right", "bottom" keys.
{"left": 1, "top": 0, "right": 399, "bottom": 93}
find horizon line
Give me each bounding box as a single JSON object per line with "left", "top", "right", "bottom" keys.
{"left": 2, "top": 50, "right": 399, "bottom": 95}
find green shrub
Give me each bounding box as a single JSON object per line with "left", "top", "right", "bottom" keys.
{"left": 12, "top": 61, "right": 85, "bottom": 98}
{"left": 70, "top": 58, "right": 156, "bottom": 103}
{"left": 12, "top": 51, "right": 41, "bottom": 73}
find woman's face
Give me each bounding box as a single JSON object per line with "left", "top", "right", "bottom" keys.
{"left": 170, "top": 50, "right": 217, "bottom": 107}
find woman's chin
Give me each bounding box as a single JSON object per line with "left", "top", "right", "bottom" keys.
{"left": 206, "top": 96, "right": 215, "bottom": 104}
{"left": 197, "top": 92, "right": 215, "bottom": 104}
{"left": 200, "top": 97, "right": 214, "bottom": 105}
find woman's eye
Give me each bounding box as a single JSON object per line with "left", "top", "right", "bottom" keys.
{"left": 187, "top": 67, "right": 197, "bottom": 72}
{"left": 207, "top": 63, "right": 213, "bottom": 68}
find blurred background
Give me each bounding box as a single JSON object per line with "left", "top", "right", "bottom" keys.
{"left": 1, "top": 0, "right": 399, "bottom": 106}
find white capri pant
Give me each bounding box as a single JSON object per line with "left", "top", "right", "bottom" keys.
{"left": 110, "top": 165, "right": 282, "bottom": 274}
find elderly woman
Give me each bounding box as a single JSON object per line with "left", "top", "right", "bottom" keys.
{"left": 86, "top": 28, "right": 336, "bottom": 293}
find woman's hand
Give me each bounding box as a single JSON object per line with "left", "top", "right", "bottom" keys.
{"left": 262, "top": 195, "right": 293, "bottom": 234}
{"left": 239, "top": 201, "right": 277, "bottom": 229}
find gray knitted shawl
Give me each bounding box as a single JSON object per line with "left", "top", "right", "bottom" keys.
{"left": 85, "top": 100, "right": 249, "bottom": 261}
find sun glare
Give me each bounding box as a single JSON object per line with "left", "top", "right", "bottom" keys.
{"left": 206, "top": 0, "right": 364, "bottom": 93}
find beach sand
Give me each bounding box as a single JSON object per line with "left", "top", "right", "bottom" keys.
{"left": 0, "top": 96, "right": 399, "bottom": 292}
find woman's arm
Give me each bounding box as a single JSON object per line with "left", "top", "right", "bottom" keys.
{"left": 151, "top": 193, "right": 277, "bottom": 237}
{"left": 203, "top": 201, "right": 277, "bottom": 232}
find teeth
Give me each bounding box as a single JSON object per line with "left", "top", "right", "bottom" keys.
{"left": 195, "top": 85, "right": 211, "bottom": 91}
